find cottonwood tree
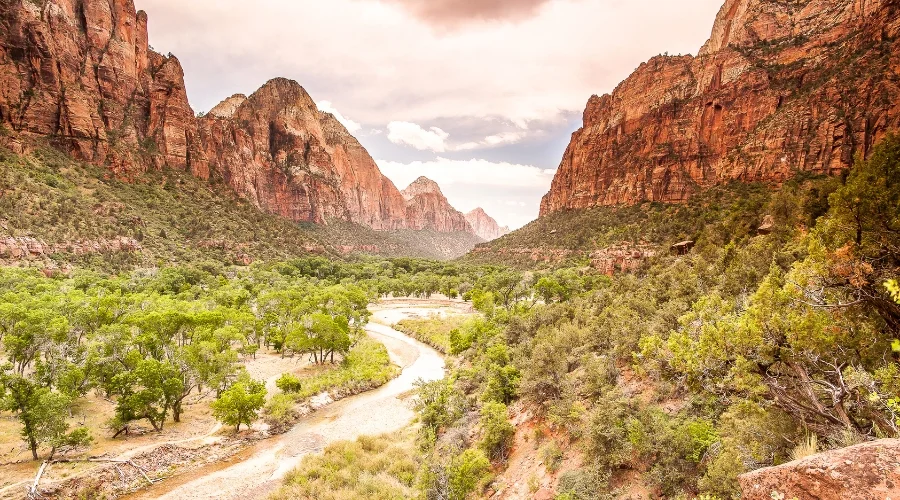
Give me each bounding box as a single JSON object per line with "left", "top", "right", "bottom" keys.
{"left": 108, "top": 357, "right": 183, "bottom": 433}
{"left": 211, "top": 374, "right": 266, "bottom": 432}
{"left": 0, "top": 373, "right": 90, "bottom": 460}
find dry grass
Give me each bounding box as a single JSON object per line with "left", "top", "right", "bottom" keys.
{"left": 269, "top": 430, "right": 420, "bottom": 500}
{"left": 791, "top": 434, "right": 818, "bottom": 461}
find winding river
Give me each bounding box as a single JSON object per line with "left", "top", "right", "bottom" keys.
{"left": 122, "top": 300, "right": 450, "bottom": 500}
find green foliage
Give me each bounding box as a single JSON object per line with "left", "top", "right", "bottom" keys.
{"left": 109, "top": 358, "right": 183, "bottom": 432}
{"left": 556, "top": 466, "right": 615, "bottom": 500}
{"left": 394, "top": 315, "right": 468, "bottom": 354}
{"left": 276, "top": 373, "right": 303, "bottom": 394}
{"left": 263, "top": 394, "right": 300, "bottom": 432}
{"left": 415, "top": 378, "right": 464, "bottom": 439}
{"left": 287, "top": 337, "right": 397, "bottom": 401}
{"left": 447, "top": 449, "right": 491, "bottom": 500}
{"left": 539, "top": 440, "right": 564, "bottom": 472}
{"left": 211, "top": 373, "right": 267, "bottom": 431}
{"left": 0, "top": 373, "right": 89, "bottom": 460}
{"left": 478, "top": 402, "right": 514, "bottom": 461}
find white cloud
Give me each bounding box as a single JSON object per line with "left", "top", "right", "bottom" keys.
{"left": 484, "top": 132, "right": 525, "bottom": 146}
{"left": 317, "top": 100, "right": 362, "bottom": 133}
{"left": 387, "top": 122, "right": 451, "bottom": 152}
{"left": 387, "top": 122, "right": 528, "bottom": 152}
{"left": 377, "top": 157, "right": 556, "bottom": 229}
{"left": 139, "top": 0, "right": 723, "bottom": 126}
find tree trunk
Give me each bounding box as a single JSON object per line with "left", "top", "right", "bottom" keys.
{"left": 30, "top": 437, "right": 38, "bottom": 461}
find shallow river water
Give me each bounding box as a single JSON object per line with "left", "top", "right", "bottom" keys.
{"left": 123, "top": 301, "right": 449, "bottom": 500}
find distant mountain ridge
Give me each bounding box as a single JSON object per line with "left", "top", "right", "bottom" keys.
{"left": 540, "top": 0, "right": 900, "bottom": 215}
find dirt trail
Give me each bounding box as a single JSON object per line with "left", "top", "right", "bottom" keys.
{"left": 120, "top": 300, "right": 456, "bottom": 500}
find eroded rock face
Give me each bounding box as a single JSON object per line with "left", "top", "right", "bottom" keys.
{"left": 401, "top": 177, "right": 474, "bottom": 233}
{"left": 0, "top": 0, "right": 459, "bottom": 234}
{"left": 541, "top": 0, "right": 900, "bottom": 215}
{"left": 465, "top": 208, "right": 509, "bottom": 241}
{"left": 739, "top": 439, "right": 900, "bottom": 500}
{"left": 197, "top": 79, "right": 409, "bottom": 229}
{"left": 0, "top": 0, "right": 200, "bottom": 175}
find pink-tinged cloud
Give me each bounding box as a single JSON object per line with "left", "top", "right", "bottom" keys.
{"left": 381, "top": 0, "right": 552, "bottom": 25}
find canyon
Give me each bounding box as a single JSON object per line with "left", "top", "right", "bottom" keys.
{"left": 541, "top": 0, "right": 900, "bottom": 215}
{"left": 0, "top": 0, "right": 498, "bottom": 239}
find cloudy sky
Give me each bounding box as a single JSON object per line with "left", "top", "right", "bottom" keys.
{"left": 137, "top": 0, "right": 724, "bottom": 229}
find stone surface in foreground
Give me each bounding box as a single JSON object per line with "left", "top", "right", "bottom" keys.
{"left": 739, "top": 439, "right": 900, "bottom": 500}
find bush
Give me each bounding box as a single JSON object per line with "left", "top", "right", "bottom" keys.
{"left": 479, "top": 402, "right": 514, "bottom": 461}
{"left": 557, "top": 466, "right": 615, "bottom": 500}
{"left": 581, "top": 392, "right": 631, "bottom": 469}
{"left": 264, "top": 393, "right": 300, "bottom": 432}
{"left": 276, "top": 373, "right": 303, "bottom": 394}
{"left": 539, "top": 440, "right": 564, "bottom": 472}
{"left": 212, "top": 375, "right": 267, "bottom": 432}
{"left": 271, "top": 431, "right": 420, "bottom": 500}
{"left": 448, "top": 448, "right": 491, "bottom": 500}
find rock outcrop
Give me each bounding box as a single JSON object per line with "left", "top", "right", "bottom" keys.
{"left": 401, "top": 177, "right": 474, "bottom": 233}
{"left": 465, "top": 208, "right": 509, "bottom": 241}
{"left": 0, "top": 236, "right": 140, "bottom": 261}
{"left": 196, "top": 79, "right": 409, "bottom": 228}
{"left": 739, "top": 439, "right": 900, "bottom": 500}
{"left": 0, "top": 0, "right": 200, "bottom": 175}
{"left": 0, "top": 0, "right": 464, "bottom": 235}
{"left": 541, "top": 0, "right": 900, "bottom": 215}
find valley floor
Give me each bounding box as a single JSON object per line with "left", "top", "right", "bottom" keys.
{"left": 0, "top": 299, "right": 470, "bottom": 500}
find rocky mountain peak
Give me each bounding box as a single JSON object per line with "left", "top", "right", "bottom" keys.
{"left": 465, "top": 208, "right": 509, "bottom": 241}
{"left": 402, "top": 176, "right": 445, "bottom": 200}
{"left": 208, "top": 94, "right": 248, "bottom": 119}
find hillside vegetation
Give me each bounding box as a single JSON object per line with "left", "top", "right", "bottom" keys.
{"left": 0, "top": 144, "right": 481, "bottom": 271}
{"left": 467, "top": 175, "right": 838, "bottom": 268}
{"left": 274, "top": 136, "right": 900, "bottom": 500}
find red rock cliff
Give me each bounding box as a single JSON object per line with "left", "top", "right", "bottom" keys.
{"left": 541, "top": 0, "right": 900, "bottom": 215}
{"left": 0, "top": 0, "right": 200, "bottom": 175}
{"left": 196, "top": 79, "right": 409, "bottom": 229}
{"left": 465, "top": 208, "right": 509, "bottom": 241}
{"left": 0, "top": 0, "right": 449, "bottom": 233}
{"left": 402, "top": 177, "right": 474, "bottom": 233}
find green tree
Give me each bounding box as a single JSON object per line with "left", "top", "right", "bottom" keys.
{"left": 212, "top": 374, "right": 267, "bottom": 431}
{"left": 0, "top": 374, "right": 89, "bottom": 460}
{"left": 109, "top": 357, "right": 183, "bottom": 432}
{"left": 448, "top": 449, "right": 491, "bottom": 500}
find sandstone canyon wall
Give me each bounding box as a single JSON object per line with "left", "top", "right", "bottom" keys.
{"left": 738, "top": 439, "right": 900, "bottom": 500}
{"left": 195, "top": 80, "right": 409, "bottom": 229}
{"left": 541, "top": 0, "right": 900, "bottom": 215}
{"left": 401, "top": 177, "right": 475, "bottom": 234}
{"left": 0, "top": 0, "right": 480, "bottom": 235}
{"left": 465, "top": 208, "right": 509, "bottom": 241}
{"left": 0, "top": 0, "right": 199, "bottom": 175}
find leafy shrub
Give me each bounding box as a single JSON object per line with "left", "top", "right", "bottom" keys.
{"left": 479, "top": 402, "right": 514, "bottom": 461}
{"left": 557, "top": 466, "right": 615, "bottom": 500}
{"left": 448, "top": 449, "right": 491, "bottom": 500}
{"left": 212, "top": 374, "right": 267, "bottom": 432}
{"left": 539, "top": 440, "right": 564, "bottom": 472}
{"left": 264, "top": 394, "right": 300, "bottom": 432}
{"left": 276, "top": 373, "right": 303, "bottom": 394}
